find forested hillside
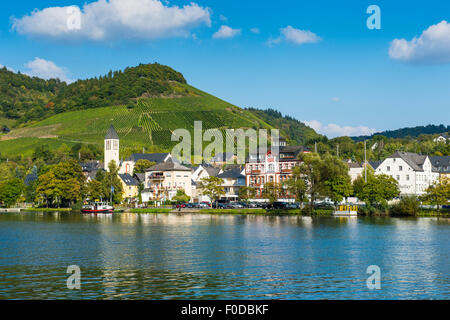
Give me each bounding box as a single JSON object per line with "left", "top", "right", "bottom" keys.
{"left": 246, "top": 108, "right": 322, "bottom": 145}
{"left": 352, "top": 124, "right": 449, "bottom": 141}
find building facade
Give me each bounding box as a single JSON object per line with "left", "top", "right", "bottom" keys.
{"left": 217, "top": 167, "right": 246, "bottom": 201}
{"left": 245, "top": 146, "right": 309, "bottom": 199}
{"left": 104, "top": 125, "right": 120, "bottom": 171}
{"left": 374, "top": 151, "right": 439, "bottom": 196}
{"left": 143, "top": 161, "right": 192, "bottom": 202}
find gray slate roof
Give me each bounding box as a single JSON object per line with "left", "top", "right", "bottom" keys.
{"left": 368, "top": 161, "right": 382, "bottom": 170}
{"left": 389, "top": 151, "right": 427, "bottom": 172}
{"left": 24, "top": 173, "right": 38, "bottom": 186}
{"left": 430, "top": 156, "right": 450, "bottom": 173}
{"left": 134, "top": 173, "right": 146, "bottom": 183}
{"left": 146, "top": 161, "right": 191, "bottom": 172}
{"left": 125, "top": 153, "right": 170, "bottom": 163}
{"left": 105, "top": 125, "right": 119, "bottom": 140}
{"left": 217, "top": 167, "right": 245, "bottom": 179}
{"left": 118, "top": 174, "right": 140, "bottom": 186}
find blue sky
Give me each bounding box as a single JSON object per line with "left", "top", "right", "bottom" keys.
{"left": 1, "top": 0, "right": 450, "bottom": 137}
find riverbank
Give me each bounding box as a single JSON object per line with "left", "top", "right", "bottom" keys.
{"left": 5, "top": 207, "right": 449, "bottom": 217}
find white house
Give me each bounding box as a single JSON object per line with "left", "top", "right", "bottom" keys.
{"left": 345, "top": 160, "right": 364, "bottom": 182}
{"left": 374, "top": 151, "right": 439, "bottom": 196}
{"left": 217, "top": 166, "right": 246, "bottom": 201}
{"left": 142, "top": 161, "right": 192, "bottom": 202}
{"left": 191, "top": 164, "right": 222, "bottom": 202}
{"left": 433, "top": 133, "right": 449, "bottom": 143}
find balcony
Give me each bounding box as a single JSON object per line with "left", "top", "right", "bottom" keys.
{"left": 251, "top": 170, "right": 261, "bottom": 175}
{"left": 281, "top": 169, "right": 292, "bottom": 173}
{"left": 148, "top": 173, "right": 164, "bottom": 180}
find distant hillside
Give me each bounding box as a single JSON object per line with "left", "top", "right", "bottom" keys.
{"left": 0, "top": 63, "right": 192, "bottom": 126}
{"left": 246, "top": 108, "right": 322, "bottom": 145}
{"left": 352, "top": 124, "right": 450, "bottom": 141}
{"left": 0, "top": 64, "right": 320, "bottom": 158}
{"left": 0, "top": 67, "right": 63, "bottom": 124}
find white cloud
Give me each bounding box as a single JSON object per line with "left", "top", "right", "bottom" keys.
{"left": 12, "top": 0, "right": 211, "bottom": 42}
{"left": 219, "top": 14, "right": 227, "bottom": 22}
{"left": 331, "top": 97, "right": 340, "bottom": 102}
{"left": 304, "top": 120, "right": 377, "bottom": 138}
{"left": 250, "top": 28, "right": 260, "bottom": 34}
{"left": 24, "top": 57, "right": 73, "bottom": 83}
{"left": 213, "top": 25, "right": 241, "bottom": 39}
{"left": 389, "top": 20, "right": 450, "bottom": 63}
{"left": 268, "top": 25, "right": 321, "bottom": 46}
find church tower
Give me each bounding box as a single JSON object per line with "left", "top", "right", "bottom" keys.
{"left": 104, "top": 125, "right": 120, "bottom": 171}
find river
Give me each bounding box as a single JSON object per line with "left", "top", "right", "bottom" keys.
{"left": 0, "top": 212, "right": 448, "bottom": 299}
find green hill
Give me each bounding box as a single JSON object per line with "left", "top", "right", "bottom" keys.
{"left": 0, "top": 63, "right": 319, "bottom": 158}
{"left": 351, "top": 124, "right": 449, "bottom": 141}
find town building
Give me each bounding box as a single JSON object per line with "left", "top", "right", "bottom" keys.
{"left": 217, "top": 166, "right": 246, "bottom": 201}
{"left": 191, "top": 164, "right": 222, "bottom": 202}
{"left": 345, "top": 160, "right": 364, "bottom": 182}
{"left": 104, "top": 125, "right": 120, "bottom": 171}
{"left": 374, "top": 151, "right": 439, "bottom": 196}
{"left": 433, "top": 133, "right": 449, "bottom": 143}
{"left": 81, "top": 160, "right": 103, "bottom": 182}
{"left": 119, "top": 152, "right": 172, "bottom": 175}
{"left": 430, "top": 156, "right": 450, "bottom": 178}
{"left": 245, "top": 145, "right": 309, "bottom": 199}
{"left": 118, "top": 174, "right": 140, "bottom": 202}
{"left": 142, "top": 161, "right": 192, "bottom": 202}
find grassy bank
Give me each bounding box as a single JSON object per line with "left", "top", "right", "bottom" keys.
{"left": 24, "top": 207, "right": 72, "bottom": 212}
{"left": 128, "top": 208, "right": 172, "bottom": 214}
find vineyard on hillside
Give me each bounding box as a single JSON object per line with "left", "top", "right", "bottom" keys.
{"left": 21, "top": 94, "right": 271, "bottom": 153}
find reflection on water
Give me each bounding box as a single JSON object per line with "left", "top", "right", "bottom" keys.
{"left": 0, "top": 212, "right": 448, "bottom": 299}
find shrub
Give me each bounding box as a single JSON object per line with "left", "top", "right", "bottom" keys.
{"left": 390, "top": 196, "right": 420, "bottom": 216}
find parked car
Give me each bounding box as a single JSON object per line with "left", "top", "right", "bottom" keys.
{"left": 229, "top": 202, "right": 244, "bottom": 209}
{"left": 285, "top": 203, "right": 300, "bottom": 209}
{"left": 200, "top": 201, "right": 211, "bottom": 208}
{"left": 198, "top": 202, "right": 210, "bottom": 208}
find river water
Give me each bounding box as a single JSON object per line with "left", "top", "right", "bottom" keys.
{"left": 0, "top": 212, "right": 448, "bottom": 299}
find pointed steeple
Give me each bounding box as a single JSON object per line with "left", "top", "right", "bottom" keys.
{"left": 105, "top": 125, "right": 119, "bottom": 140}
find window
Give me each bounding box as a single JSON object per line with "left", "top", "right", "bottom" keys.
{"left": 396, "top": 175, "right": 400, "bottom": 181}
{"left": 406, "top": 175, "right": 410, "bottom": 181}
{"left": 399, "top": 166, "right": 402, "bottom": 171}
{"left": 106, "top": 140, "right": 111, "bottom": 150}
{"left": 387, "top": 166, "right": 390, "bottom": 172}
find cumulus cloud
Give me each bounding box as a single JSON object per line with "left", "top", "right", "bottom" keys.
{"left": 24, "top": 57, "right": 73, "bottom": 83}
{"left": 213, "top": 25, "right": 241, "bottom": 39}
{"left": 389, "top": 20, "right": 450, "bottom": 63}
{"left": 250, "top": 28, "right": 260, "bottom": 34}
{"left": 268, "top": 25, "right": 321, "bottom": 46}
{"left": 304, "top": 120, "right": 378, "bottom": 138}
{"left": 12, "top": 0, "right": 211, "bottom": 42}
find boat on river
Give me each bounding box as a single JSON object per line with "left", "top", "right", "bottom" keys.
{"left": 333, "top": 205, "right": 358, "bottom": 216}
{"left": 81, "top": 202, "right": 114, "bottom": 214}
